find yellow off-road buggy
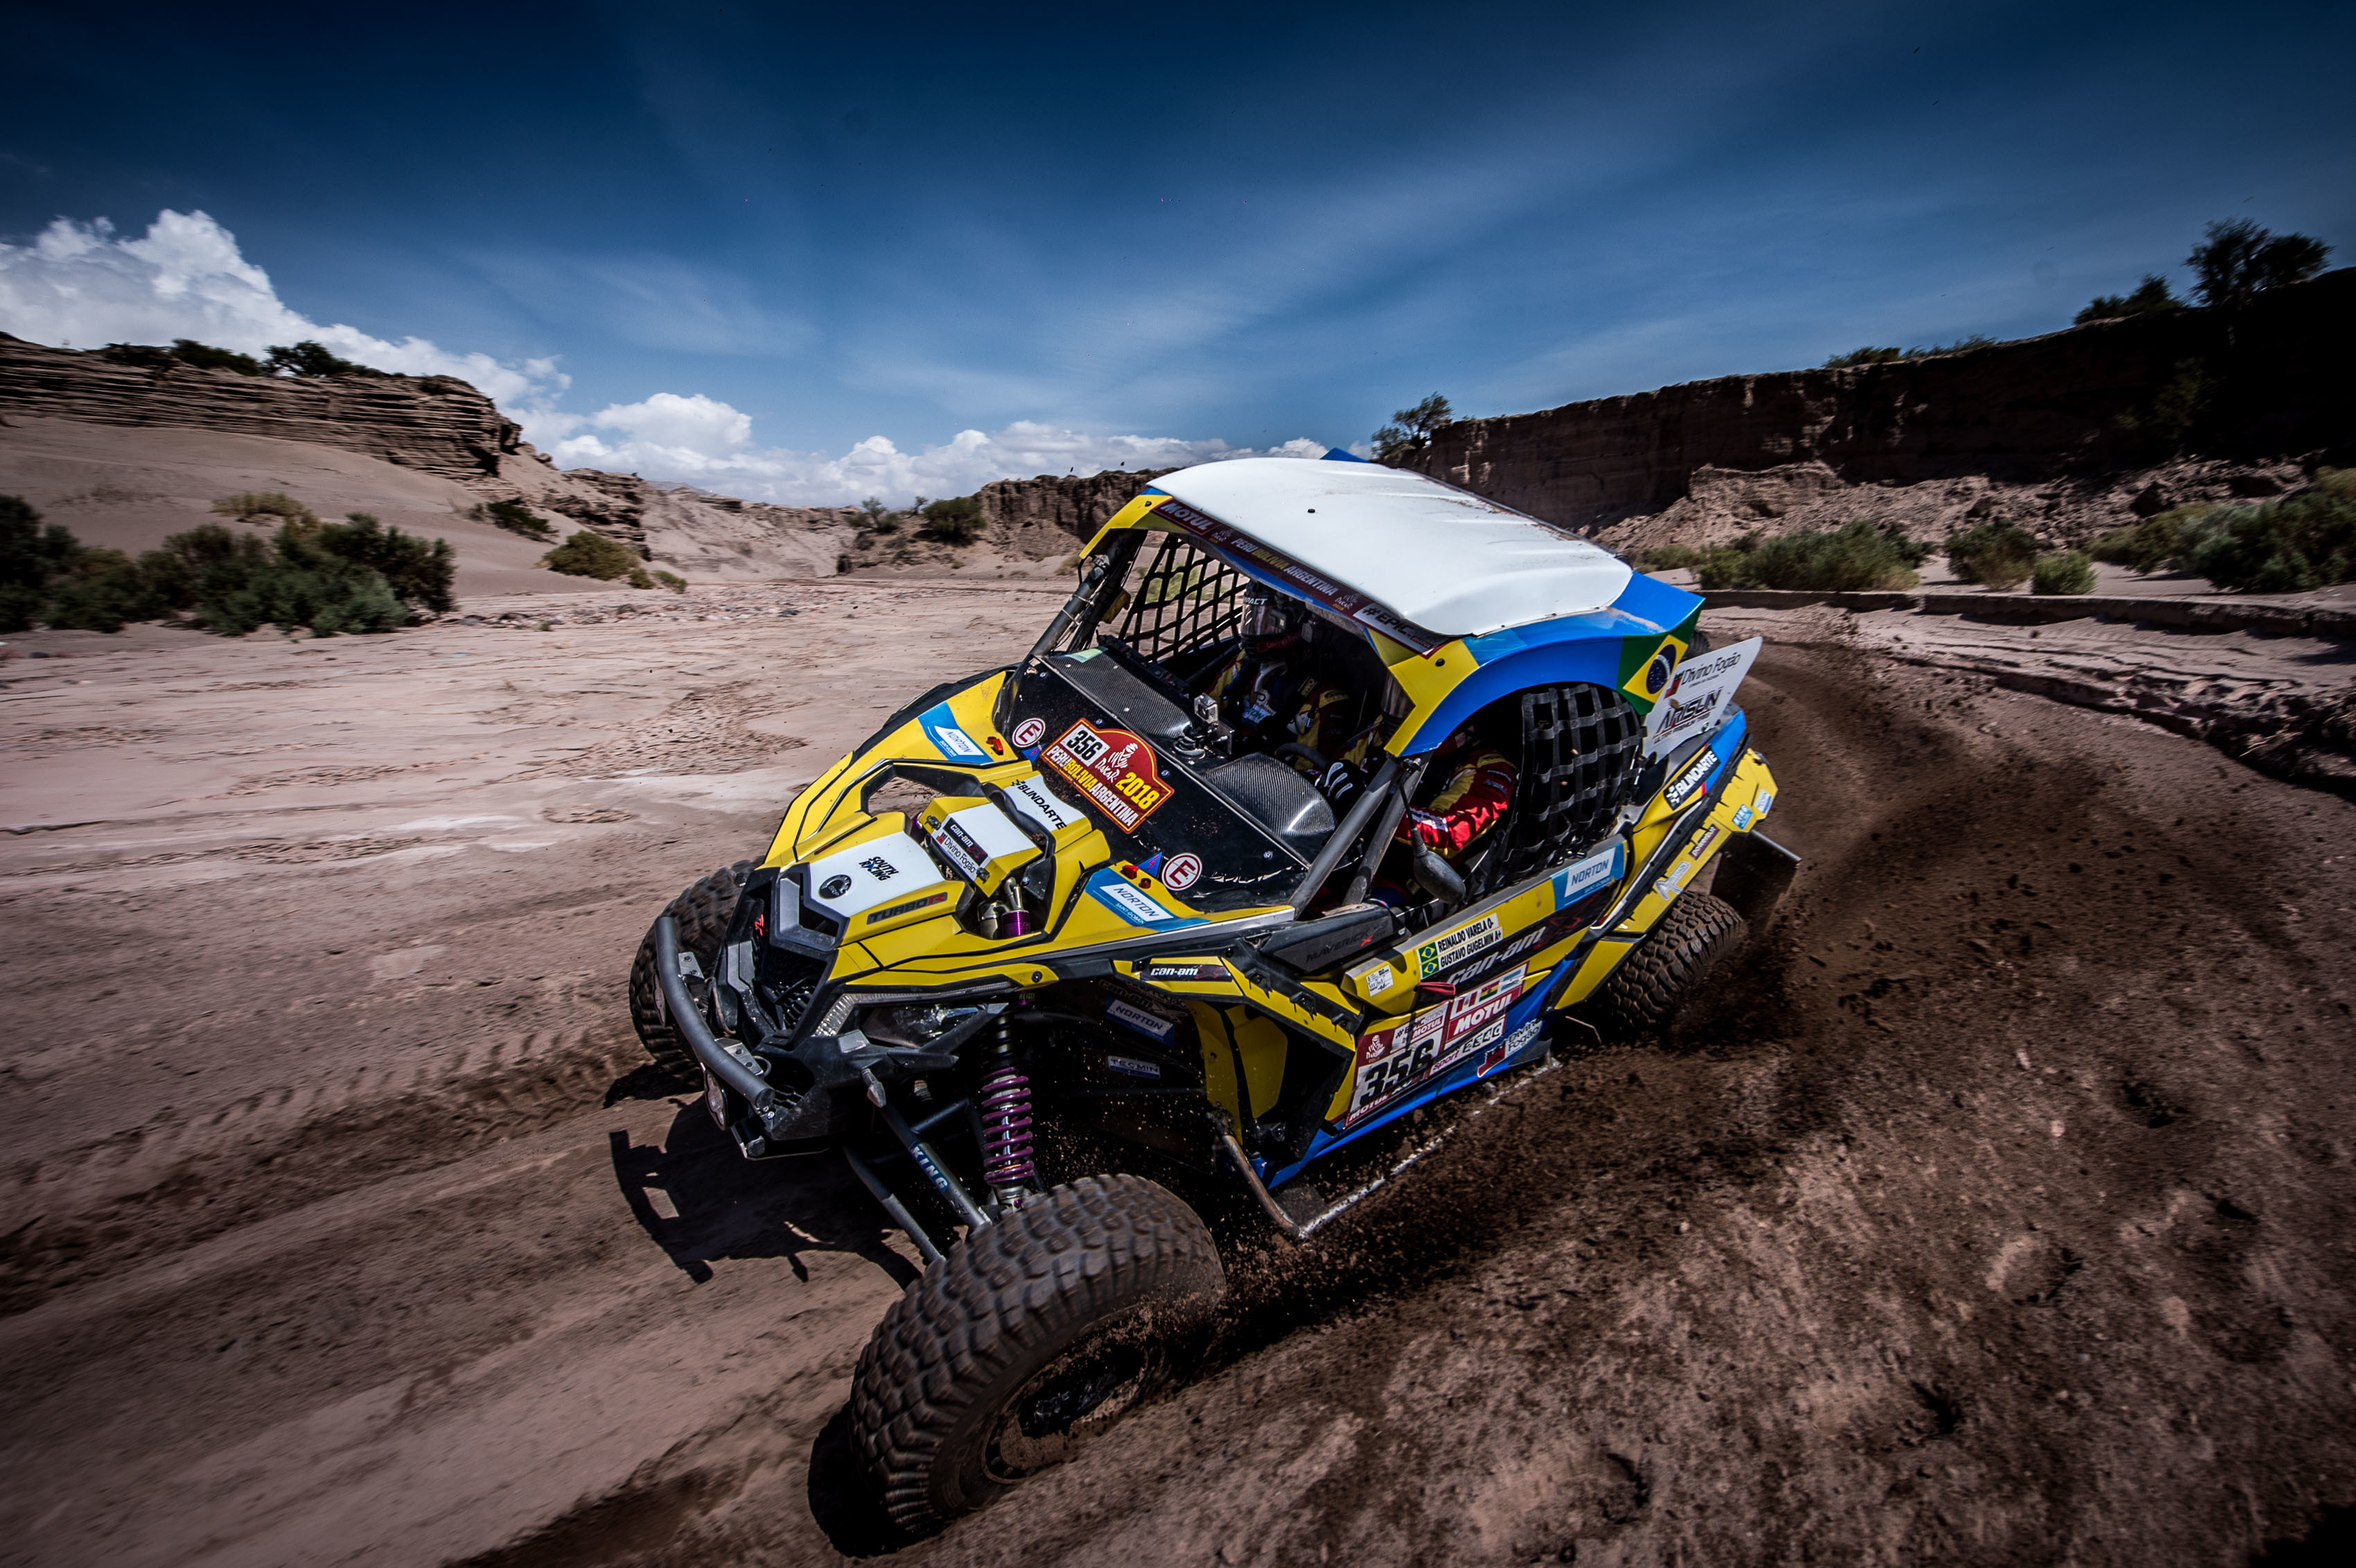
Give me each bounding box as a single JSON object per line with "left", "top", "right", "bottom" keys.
{"left": 629, "top": 454, "right": 1795, "bottom": 1531}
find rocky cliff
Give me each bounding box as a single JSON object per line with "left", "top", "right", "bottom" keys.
{"left": 974, "top": 468, "right": 1174, "bottom": 556}
{"left": 0, "top": 333, "right": 858, "bottom": 579}
{"left": 1413, "top": 267, "right": 2355, "bottom": 549}
{"left": 0, "top": 332, "right": 527, "bottom": 482}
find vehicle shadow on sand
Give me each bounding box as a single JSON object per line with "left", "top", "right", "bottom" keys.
{"left": 607, "top": 1098, "right": 923, "bottom": 1289}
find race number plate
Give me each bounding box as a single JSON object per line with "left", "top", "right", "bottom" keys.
{"left": 1342, "top": 965, "right": 1531, "bottom": 1129}
{"left": 1041, "top": 719, "right": 1175, "bottom": 832}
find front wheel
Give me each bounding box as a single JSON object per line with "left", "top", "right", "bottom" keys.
{"left": 626, "top": 860, "right": 751, "bottom": 1078}
{"left": 850, "top": 1174, "right": 1226, "bottom": 1533}
{"left": 1590, "top": 888, "right": 1747, "bottom": 1037}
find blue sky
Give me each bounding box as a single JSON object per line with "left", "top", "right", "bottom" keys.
{"left": 4, "top": 0, "right": 2350, "bottom": 502}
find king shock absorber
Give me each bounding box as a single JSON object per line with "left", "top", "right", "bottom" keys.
{"left": 978, "top": 1001, "right": 1036, "bottom": 1206}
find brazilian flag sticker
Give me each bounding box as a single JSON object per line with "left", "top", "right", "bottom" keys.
{"left": 1617, "top": 631, "right": 1689, "bottom": 712}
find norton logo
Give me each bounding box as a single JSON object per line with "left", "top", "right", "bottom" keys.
{"left": 818, "top": 874, "right": 854, "bottom": 899}
{"left": 1643, "top": 650, "right": 1675, "bottom": 696}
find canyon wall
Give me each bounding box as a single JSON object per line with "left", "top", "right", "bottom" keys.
{"left": 1413, "top": 268, "right": 2355, "bottom": 541}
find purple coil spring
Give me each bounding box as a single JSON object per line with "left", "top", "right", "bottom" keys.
{"left": 978, "top": 1057, "right": 1035, "bottom": 1190}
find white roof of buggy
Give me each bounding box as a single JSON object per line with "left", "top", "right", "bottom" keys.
{"left": 1152, "top": 457, "right": 1633, "bottom": 639}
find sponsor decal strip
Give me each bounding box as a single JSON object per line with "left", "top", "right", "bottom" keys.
{"left": 865, "top": 890, "right": 948, "bottom": 925}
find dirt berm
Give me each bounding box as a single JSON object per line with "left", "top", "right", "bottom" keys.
{"left": 1, "top": 586, "right": 2351, "bottom": 1566}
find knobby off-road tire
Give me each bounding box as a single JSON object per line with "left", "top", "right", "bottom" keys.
{"left": 1594, "top": 888, "right": 1747, "bottom": 1037}
{"left": 626, "top": 860, "right": 753, "bottom": 1078}
{"left": 851, "top": 1174, "right": 1227, "bottom": 1533}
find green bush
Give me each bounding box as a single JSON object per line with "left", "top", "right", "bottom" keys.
{"left": 540, "top": 530, "right": 641, "bottom": 580}
{"left": 2088, "top": 507, "right": 2200, "bottom": 574}
{"left": 264, "top": 340, "right": 383, "bottom": 378}
{"left": 919, "top": 495, "right": 986, "bottom": 544}
{"left": 625, "top": 566, "right": 656, "bottom": 590}
{"left": 2075, "top": 274, "right": 2182, "bottom": 325}
{"left": 319, "top": 513, "right": 455, "bottom": 613}
{"left": 1822, "top": 336, "right": 1996, "bottom": 369}
{"left": 1637, "top": 544, "right": 1702, "bottom": 572}
{"left": 472, "top": 498, "right": 556, "bottom": 539}
{"left": 1691, "top": 521, "right": 1926, "bottom": 592}
{"left": 195, "top": 534, "right": 407, "bottom": 635}
{"left": 40, "top": 546, "right": 164, "bottom": 632}
{"left": 1945, "top": 520, "right": 2040, "bottom": 590}
{"left": 2171, "top": 489, "right": 2356, "bottom": 594}
{"left": 2031, "top": 551, "right": 2097, "bottom": 596}
{"left": 212, "top": 491, "right": 320, "bottom": 527}
{"left": 651, "top": 570, "right": 687, "bottom": 592}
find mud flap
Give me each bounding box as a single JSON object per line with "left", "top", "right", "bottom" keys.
{"left": 1712, "top": 830, "right": 1800, "bottom": 929}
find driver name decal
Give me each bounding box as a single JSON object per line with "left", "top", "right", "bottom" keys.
{"left": 1415, "top": 912, "right": 1501, "bottom": 978}
{"left": 1042, "top": 719, "right": 1173, "bottom": 832}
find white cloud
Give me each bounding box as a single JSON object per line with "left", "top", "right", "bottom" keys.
{"left": 539, "top": 403, "right": 1330, "bottom": 506}
{"left": 0, "top": 210, "right": 568, "bottom": 406}
{"left": 1, "top": 209, "right": 1333, "bottom": 506}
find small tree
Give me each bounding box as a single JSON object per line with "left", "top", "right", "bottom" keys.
{"left": 265, "top": 340, "right": 383, "bottom": 378}
{"left": 1823, "top": 346, "right": 1906, "bottom": 369}
{"left": 2186, "top": 219, "right": 2332, "bottom": 311}
{"left": 1371, "top": 394, "right": 1452, "bottom": 461}
{"left": 919, "top": 495, "right": 985, "bottom": 544}
{"left": 2075, "top": 274, "right": 2182, "bottom": 325}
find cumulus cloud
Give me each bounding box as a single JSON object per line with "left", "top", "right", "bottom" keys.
{"left": 538, "top": 403, "right": 1329, "bottom": 506}
{"left": 0, "top": 210, "right": 568, "bottom": 405}
{"left": 1, "top": 209, "right": 1330, "bottom": 505}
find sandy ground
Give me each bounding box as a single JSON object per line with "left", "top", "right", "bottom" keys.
{"left": 3, "top": 585, "right": 2355, "bottom": 1567}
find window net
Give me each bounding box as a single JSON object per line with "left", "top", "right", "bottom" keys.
{"left": 1107, "top": 532, "right": 1251, "bottom": 683}
{"left": 1468, "top": 682, "right": 1646, "bottom": 897}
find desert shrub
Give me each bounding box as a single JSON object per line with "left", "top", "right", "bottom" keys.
{"left": 2075, "top": 274, "right": 2182, "bottom": 325}
{"left": 1692, "top": 521, "right": 1925, "bottom": 591}
{"left": 652, "top": 570, "right": 687, "bottom": 592}
{"left": 171, "top": 339, "right": 269, "bottom": 375}
{"left": 1637, "top": 543, "right": 1702, "bottom": 571}
{"left": 472, "top": 498, "right": 556, "bottom": 538}
{"left": 265, "top": 340, "right": 383, "bottom": 378}
{"left": 39, "top": 547, "right": 166, "bottom": 632}
{"left": 2089, "top": 506, "right": 2201, "bottom": 574}
{"left": 1945, "top": 520, "right": 2040, "bottom": 590}
{"left": 1823, "top": 335, "right": 1997, "bottom": 369}
{"left": 2171, "top": 489, "right": 2356, "bottom": 594}
{"left": 212, "top": 491, "right": 320, "bottom": 527}
{"left": 2032, "top": 551, "right": 2097, "bottom": 596}
{"left": 101, "top": 340, "right": 268, "bottom": 375}
{"left": 2, "top": 496, "right": 113, "bottom": 631}
{"left": 919, "top": 495, "right": 985, "bottom": 544}
{"left": 2310, "top": 467, "right": 2356, "bottom": 504}
{"left": 626, "top": 567, "right": 656, "bottom": 589}
{"left": 319, "top": 513, "right": 454, "bottom": 613}
{"left": 197, "top": 548, "right": 407, "bottom": 635}
{"left": 540, "top": 530, "right": 640, "bottom": 580}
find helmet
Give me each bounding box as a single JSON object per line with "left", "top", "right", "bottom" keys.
{"left": 1239, "top": 588, "right": 1293, "bottom": 641}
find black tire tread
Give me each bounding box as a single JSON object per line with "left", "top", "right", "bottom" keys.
{"left": 626, "top": 860, "right": 753, "bottom": 1077}
{"left": 850, "top": 1174, "right": 1225, "bottom": 1533}
{"left": 1594, "top": 887, "right": 1747, "bottom": 1036}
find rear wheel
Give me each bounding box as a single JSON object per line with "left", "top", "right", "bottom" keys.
{"left": 851, "top": 1174, "right": 1227, "bottom": 1533}
{"left": 1592, "top": 888, "right": 1746, "bottom": 1037}
{"left": 626, "top": 860, "right": 752, "bottom": 1077}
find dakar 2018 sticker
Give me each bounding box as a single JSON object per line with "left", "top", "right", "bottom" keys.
{"left": 1042, "top": 719, "right": 1173, "bottom": 833}
{"left": 1342, "top": 964, "right": 1530, "bottom": 1128}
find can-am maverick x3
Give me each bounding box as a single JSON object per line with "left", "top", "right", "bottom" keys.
{"left": 628, "top": 452, "right": 1797, "bottom": 1531}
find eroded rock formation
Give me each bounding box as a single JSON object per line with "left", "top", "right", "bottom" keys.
{"left": 1411, "top": 267, "right": 2354, "bottom": 549}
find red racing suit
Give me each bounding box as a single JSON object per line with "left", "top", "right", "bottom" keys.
{"left": 1399, "top": 746, "right": 1517, "bottom": 861}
